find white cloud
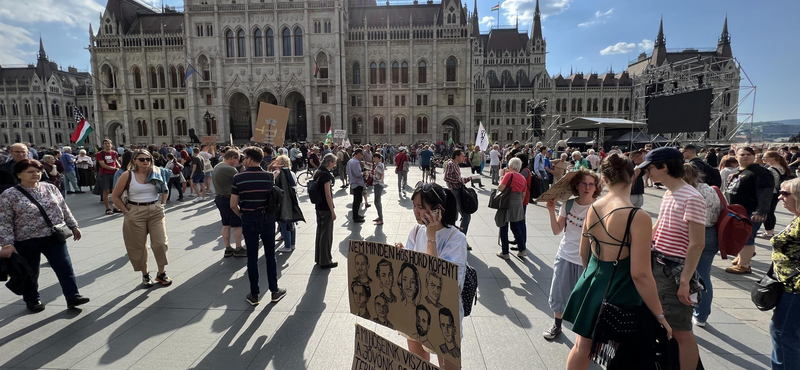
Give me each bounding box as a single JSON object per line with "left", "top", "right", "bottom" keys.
{"left": 499, "top": 0, "right": 573, "bottom": 29}
{"left": 595, "top": 8, "right": 613, "bottom": 18}
{"left": 0, "top": 21, "right": 37, "bottom": 65}
{"left": 638, "top": 39, "right": 654, "bottom": 50}
{"left": 480, "top": 16, "right": 496, "bottom": 29}
{"left": 600, "top": 42, "right": 636, "bottom": 55}
{"left": 579, "top": 7, "right": 613, "bottom": 28}
{"left": 0, "top": 0, "right": 105, "bottom": 28}
{"left": 578, "top": 21, "right": 595, "bottom": 28}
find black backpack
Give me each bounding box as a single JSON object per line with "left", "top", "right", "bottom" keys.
{"left": 460, "top": 186, "right": 479, "bottom": 214}
{"left": 307, "top": 171, "right": 327, "bottom": 204}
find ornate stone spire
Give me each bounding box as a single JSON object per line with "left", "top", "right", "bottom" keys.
{"left": 38, "top": 36, "right": 47, "bottom": 60}
{"left": 650, "top": 17, "right": 668, "bottom": 66}
{"left": 654, "top": 17, "right": 666, "bottom": 47}
{"left": 717, "top": 15, "right": 732, "bottom": 57}
{"left": 532, "top": 0, "right": 542, "bottom": 41}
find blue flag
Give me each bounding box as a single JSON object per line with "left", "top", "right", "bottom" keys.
{"left": 183, "top": 64, "right": 197, "bottom": 82}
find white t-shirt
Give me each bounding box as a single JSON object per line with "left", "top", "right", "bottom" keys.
{"left": 489, "top": 150, "right": 501, "bottom": 166}
{"left": 199, "top": 151, "right": 214, "bottom": 172}
{"left": 556, "top": 199, "right": 591, "bottom": 265}
{"left": 586, "top": 154, "right": 600, "bottom": 170}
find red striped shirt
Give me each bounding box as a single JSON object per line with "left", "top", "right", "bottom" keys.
{"left": 653, "top": 185, "right": 707, "bottom": 258}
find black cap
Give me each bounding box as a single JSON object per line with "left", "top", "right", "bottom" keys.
{"left": 636, "top": 147, "right": 682, "bottom": 169}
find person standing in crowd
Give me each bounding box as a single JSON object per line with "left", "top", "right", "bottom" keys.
{"left": 571, "top": 151, "right": 590, "bottom": 171}
{"left": 551, "top": 152, "right": 569, "bottom": 183}
{"left": 398, "top": 182, "right": 467, "bottom": 370}
{"left": 0, "top": 159, "right": 90, "bottom": 312}
{"left": 274, "top": 155, "right": 304, "bottom": 254}
{"left": 347, "top": 148, "right": 367, "bottom": 223}
{"left": 371, "top": 153, "right": 386, "bottom": 225}
{"left": 199, "top": 145, "right": 215, "bottom": 196}
{"left": 679, "top": 163, "right": 722, "bottom": 329}
{"left": 444, "top": 149, "right": 472, "bottom": 237}
{"left": 640, "top": 147, "right": 705, "bottom": 370}
{"left": 313, "top": 153, "right": 338, "bottom": 268}
{"left": 337, "top": 147, "right": 350, "bottom": 189}
{"left": 75, "top": 149, "right": 95, "bottom": 192}
{"left": 760, "top": 151, "right": 790, "bottom": 239}
{"left": 719, "top": 155, "right": 739, "bottom": 190}
{"left": 308, "top": 146, "right": 321, "bottom": 170}
{"left": 395, "top": 147, "right": 411, "bottom": 195}
{"left": 213, "top": 149, "right": 245, "bottom": 258}
{"left": 420, "top": 145, "right": 435, "bottom": 183}
{"left": 164, "top": 153, "right": 184, "bottom": 202}
{"left": 189, "top": 149, "right": 207, "bottom": 202}
{"left": 489, "top": 144, "right": 501, "bottom": 185}
{"left": 41, "top": 155, "right": 64, "bottom": 192}
{"left": 96, "top": 139, "right": 120, "bottom": 216}
{"left": 585, "top": 149, "right": 600, "bottom": 172}
{"left": 564, "top": 154, "right": 671, "bottom": 369}
{"left": 410, "top": 145, "right": 417, "bottom": 165}
{"left": 289, "top": 144, "right": 300, "bottom": 172}
{"left": 111, "top": 149, "right": 172, "bottom": 288}
{"left": 706, "top": 147, "right": 718, "bottom": 168}
{"left": 543, "top": 168, "right": 601, "bottom": 340}
{"left": 725, "top": 147, "right": 773, "bottom": 274}
{"left": 495, "top": 157, "right": 528, "bottom": 260}
{"left": 533, "top": 146, "right": 549, "bottom": 194}
{"left": 787, "top": 146, "right": 800, "bottom": 178}
{"left": 179, "top": 150, "right": 193, "bottom": 198}
{"left": 683, "top": 144, "right": 722, "bottom": 188}
{"left": 60, "top": 147, "right": 81, "bottom": 194}
{"left": 629, "top": 149, "right": 646, "bottom": 208}
{"left": 768, "top": 178, "right": 800, "bottom": 370}
{"left": 468, "top": 146, "right": 484, "bottom": 189}
{"left": 231, "top": 147, "right": 287, "bottom": 305}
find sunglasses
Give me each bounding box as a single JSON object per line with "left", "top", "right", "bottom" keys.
{"left": 136, "top": 157, "right": 152, "bottom": 162}
{"left": 779, "top": 190, "right": 792, "bottom": 197}
{"left": 415, "top": 181, "right": 444, "bottom": 204}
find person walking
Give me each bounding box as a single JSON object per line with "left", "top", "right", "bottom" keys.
{"left": 371, "top": 153, "right": 386, "bottom": 225}
{"left": 164, "top": 153, "right": 184, "bottom": 202}
{"left": 111, "top": 149, "right": 172, "bottom": 288}
{"left": 0, "top": 159, "right": 90, "bottom": 312}
{"left": 768, "top": 178, "right": 800, "bottom": 370}
{"left": 564, "top": 154, "right": 672, "bottom": 369}
{"left": 629, "top": 149, "right": 646, "bottom": 208}
{"left": 444, "top": 149, "right": 472, "bottom": 237}
{"left": 468, "top": 146, "right": 485, "bottom": 189}
{"left": 96, "top": 139, "right": 120, "bottom": 216}
{"left": 189, "top": 148, "right": 207, "bottom": 202}
{"left": 313, "top": 153, "right": 338, "bottom": 268}
{"left": 420, "top": 145, "right": 435, "bottom": 183}
{"left": 395, "top": 147, "right": 411, "bottom": 196}
{"left": 337, "top": 147, "right": 350, "bottom": 189}
{"left": 60, "top": 147, "right": 81, "bottom": 194}
{"left": 274, "top": 154, "right": 305, "bottom": 254}
{"left": 489, "top": 144, "right": 501, "bottom": 185}
{"left": 213, "top": 149, "right": 246, "bottom": 257}
{"left": 231, "top": 147, "right": 287, "bottom": 305}
{"left": 75, "top": 149, "right": 95, "bottom": 192}
{"left": 543, "top": 169, "right": 601, "bottom": 340}
{"left": 760, "top": 151, "right": 790, "bottom": 238}
{"left": 348, "top": 148, "right": 367, "bottom": 223}
{"left": 495, "top": 157, "right": 528, "bottom": 260}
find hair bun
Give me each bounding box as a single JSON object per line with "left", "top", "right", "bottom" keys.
{"left": 600, "top": 153, "right": 634, "bottom": 186}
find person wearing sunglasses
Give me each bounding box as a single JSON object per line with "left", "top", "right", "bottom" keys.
{"left": 396, "top": 182, "right": 467, "bottom": 370}
{"left": 111, "top": 149, "right": 172, "bottom": 288}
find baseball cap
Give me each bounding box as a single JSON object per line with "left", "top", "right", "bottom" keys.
{"left": 636, "top": 147, "right": 682, "bottom": 169}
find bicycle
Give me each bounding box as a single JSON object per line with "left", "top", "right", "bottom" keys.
{"left": 296, "top": 167, "right": 336, "bottom": 188}
{"left": 425, "top": 156, "right": 443, "bottom": 183}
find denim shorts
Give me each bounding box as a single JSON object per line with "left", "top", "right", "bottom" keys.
{"left": 192, "top": 173, "right": 205, "bottom": 184}
{"left": 747, "top": 221, "right": 763, "bottom": 245}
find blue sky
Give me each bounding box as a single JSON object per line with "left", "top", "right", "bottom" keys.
{"left": 0, "top": 0, "right": 796, "bottom": 122}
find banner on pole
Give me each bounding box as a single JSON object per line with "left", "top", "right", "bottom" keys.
{"left": 475, "top": 122, "right": 489, "bottom": 151}
{"left": 253, "top": 102, "right": 289, "bottom": 147}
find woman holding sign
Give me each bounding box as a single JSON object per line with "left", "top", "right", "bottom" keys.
{"left": 396, "top": 182, "right": 467, "bottom": 370}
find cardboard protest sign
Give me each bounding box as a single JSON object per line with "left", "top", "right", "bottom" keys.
{"left": 253, "top": 102, "right": 289, "bottom": 147}
{"left": 334, "top": 129, "right": 347, "bottom": 139}
{"left": 352, "top": 324, "right": 440, "bottom": 370}
{"left": 536, "top": 171, "right": 579, "bottom": 202}
{"left": 348, "top": 240, "right": 461, "bottom": 367}
{"left": 201, "top": 136, "right": 216, "bottom": 145}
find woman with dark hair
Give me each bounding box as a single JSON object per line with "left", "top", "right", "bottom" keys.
{"left": 0, "top": 159, "right": 89, "bottom": 312}
{"left": 180, "top": 150, "right": 193, "bottom": 198}
{"left": 397, "top": 182, "right": 467, "bottom": 370}
{"left": 761, "top": 151, "right": 791, "bottom": 238}
{"left": 725, "top": 147, "right": 774, "bottom": 274}
{"left": 397, "top": 262, "right": 420, "bottom": 307}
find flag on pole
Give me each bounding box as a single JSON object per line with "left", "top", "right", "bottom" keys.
{"left": 475, "top": 121, "right": 489, "bottom": 151}
{"left": 183, "top": 63, "right": 198, "bottom": 82}
{"left": 314, "top": 61, "right": 319, "bottom": 78}
{"left": 325, "top": 125, "right": 332, "bottom": 145}
{"left": 70, "top": 107, "right": 93, "bottom": 146}
{"left": 490, "top": 4, "right": 499, "bottom": 11}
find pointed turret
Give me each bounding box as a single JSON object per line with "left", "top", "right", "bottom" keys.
{"left": 717, "top": 16, "right": 732, "bottom": 58}
{"left": 531, "top": 0, "right": 542, "bottom": 41}
{"left": 35, "top": 37, "right": 53, "bottom": 81}
{"left": 649, "top": 17, "right": 668, "bottom": 66}
{"left": 38, "top": 36, "right": 47, "bottom": 60}
{"left": 471, "top": 0, "right": 480, "bottom": 37}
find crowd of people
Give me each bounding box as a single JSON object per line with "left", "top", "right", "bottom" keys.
{"left": 0, "top": 137, "right": 798, "bottom": 370}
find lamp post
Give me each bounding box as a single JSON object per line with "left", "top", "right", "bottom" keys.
{"left": 203, "top": 111, "right": 211, "bottom": 136}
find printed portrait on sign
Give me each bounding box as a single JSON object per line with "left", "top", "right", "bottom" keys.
{"left": 375, "top": 258, "right": 397, "bottom": 304}
{"left": 351, "top": 281, "right": 371, "bottom": 320}
{"left": 397, "top": 262, "right": 420, "bottom": 308}
{"left": 373, "top": 295, "right": 393, "bottom": 329}
{"left": 438, "top": 307, "right": 460, "bottom": 359}
{"left": 412, "top": 304, "right": 436, "bottom": 351}
{"left": 352, "top": 252, "right": 372, "bottom": 286}
{"left": 424, "top": 270, "right": 444, "bottom": 309}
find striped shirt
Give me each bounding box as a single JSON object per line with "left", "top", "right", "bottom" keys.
{"left": 653, "top": 184, "right": 707, "bottom": 258}
{"left": 444, "top": 160, "right": 463, "bottom": 189}
{"left": 231, "top": 166, "right": 274, "bottom": 213}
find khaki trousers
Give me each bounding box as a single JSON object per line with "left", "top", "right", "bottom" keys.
{"left": 122, "top": 203, "right": 169, "bottom": 272}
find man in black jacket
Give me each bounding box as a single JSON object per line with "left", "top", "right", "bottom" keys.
{"left": 0, "top": 143, "right": 31, "bottom": 193}
{"left": 683, "top": 144, "right": 721, "bottom": 188}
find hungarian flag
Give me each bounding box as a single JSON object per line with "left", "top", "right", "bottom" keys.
{"left": 491, "top": 4, "right": 499, "bottom": 11}
{"left": 70, "top": 107, "right": 93, "bottom": 146}
{"left": 325, "top": 125, "right": 332, "bottom": 145}
{"left": 314, "top": 61, "right": 319, "bottom": 78}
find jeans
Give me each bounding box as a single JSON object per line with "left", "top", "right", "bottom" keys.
{"left": 451, "top": 187, "right": 471, "bottom": 235}
{"left": 15, "top": 236, "right": 80, "bottom": 303}
{"left": 374, "top": 184, "right": 384, "bottom": 220}
{"left": 397, "top": 171, "right": 408, "bottom": 193}
{"left": 694, "top": 225, "right": 719, "bottom": 322}
{"left": 279, "top": 221, "right": 296, "bottom": 248}
{"left": 765, "top": 193, "right": 780, "bottom": 231}
{"left": 63, "top": 171, "right": 79, "bottom": 192}
{"left": 771, "top": 291, "right": 800, "bottom": 370}
{"left": 490, "top": 165, "right": 500, "bottom": 184}
{"left": 242, "top": 212, "right": 278, "bottom": 295}
{"left": 351, "top": 186, "right": 364, "bottom": 220}
{"left": 167, "top": 176, "right": 183, "bottom": 200}
{"left": 500, "top": 220, "right": 526, "bottom": 254}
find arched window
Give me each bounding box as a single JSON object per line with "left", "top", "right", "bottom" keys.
{"left": 351, "top": 117, "right": 359, "bottom": 134}
{"left": 282, "top": 28, "right": 291, "bottom": 56}
{"left": 577, "top": 99, "right": 583, "bottom": 112}
{"left": 266, "top": 28, "right": 274, "bottom": 56}
{"left": 133, "top": 67, "right": 142, "bottom": 89}
{"left": 618, "top": 98, "right": 623, "bottom": 112}
{"left": 490, "top": 100, "right": 495, "bottom": 113}
{"left": 53, "top": 133, "right": 60, "bottom": 144}
{"left": 511, "top": 100, "right": 516, "bottom": 113}
{"left": 24, "top": 100, "right": 30, "bottom": 116}
{"left": 294, "top": 28, "right": 303, "bottom": 56}
{"left": 210, "top": 117, "right": 217, "bottom": 134}
{"left": 156, "top": 119, "right": 167, "bottom": 136}
{"left": 158, "top": 66, "right": 166, "bottom": 88}
{"left": 137, "top": 120, "right": 148, "bottom": 136}
{"left": 370, "top": 62, "right": 377, "bottom": 84}
{"left": 593, "top": 98, "right": 598, "bottom": 112}
{"left": 373, "top": 117, "right": 385, "bottom": 134}
{"left": 40, "top": 133, "right": 46, "bottom": 144}
{"left": 253, "top": 28, "right": 263, "bottom": 57}
{"left": 445, "top": 57, "right": 456, "bottom": 82}
{"left": 316, "top": 53, "right": 329, "bottom": 79}
{"left": 319, "top": 115, "right": 331, "bottom": 133}
{"left": 608, "top": 98, "right": 614, "bottom": 112}
{"left": 401, "top": 61, "right": 409, "bottom": 83}
{"left": 416, "top": 116, "right": 428, "bottom": 133}
{"left": 236, "top": 29, "right": 246, "bottom": 57}
{"left": 624, "top": 98, "right": 630, "bottom": 111}
{"left": 501, "top": 70, "right": 512, "bottom": 86}
{"left": 169, "top": 66, "right": 178, "bottom": 88}
{"left": 149, "top": 67, "right": 157, "bottom": 88}
{"left": 505, "top": 100, "right": 511, "bottom": 112}
{"left": 475, "top": 99, "right": 482, "bottom": 113}
{"left": 379, "top": 62, "right": 386, "bottom": 84}
{"left": 225, "top": 30, "right": 235, "bottom": 57}
{"left": 36, "top": 101, "right": 43, "bottom": 116}
{"left": 352, "top": 62, "right": 361, "bottom": 85}
{"left": 602, "top": 98, "right": 607, "bottom": 112}
{"left": 391, "top": 61, "right": 399, "bottom": 84}
{"left": 175, "top": 119, "right": 187, "bottom": 136}
{"left": 2, "top": 133, "right": 7, "bottom": 144}
{"left": 395, "top": 117, "right": 407, "bottom": 134}
{"left": 178, "top": 66, "right": 186, "bottom": 87}
{"left": 571, "top": 98, "right": 576, "bottom": 112}
{"left": 418, "top": 61, "right": 427, "bottom": 83}
{"left": 556, "top": 99, "right": 561, "bottom": 112}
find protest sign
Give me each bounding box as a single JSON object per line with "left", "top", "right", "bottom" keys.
{"left": 352, "top": 324, "right": 440, "bottom": 370}
{"left": 348, "top": 239, "right": 461, "bottom": 367}
{"left": 253, "top": 102, "right": 289, "bottom": 147}
{"left": 201, "top": 136, "right": 216, "bottom": 146}
{"left": 334, "top": 129, "right": 347, "bottom": 139}
{"left": 536, "top": 171, "right": 579, "bottom": 202}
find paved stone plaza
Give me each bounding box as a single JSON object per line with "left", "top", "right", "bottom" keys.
{"left": 0, "top": 167, "right": 778, "bottom": 369}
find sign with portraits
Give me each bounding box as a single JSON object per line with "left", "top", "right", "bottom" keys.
{"left": 348, "top": 239, "right": 461, "bottom": 367}
{"left": 253, "top": 102, "right": 289, "bottom": 147}
{"left": 536, "top": 171, "right": 579, "bottom": 202}
{"left": 352, "top": 324, "right": 441, "bottom": 370}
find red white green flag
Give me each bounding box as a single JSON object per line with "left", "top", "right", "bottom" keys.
{"left": 70, "top": 106, "right": 93, "bottom": 145}
{"left": 491, "top": 4, "right": 500, "bottom": 11}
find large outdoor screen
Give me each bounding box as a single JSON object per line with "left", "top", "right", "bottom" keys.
{"left": 646, "top": 88, "right": 713, "bottom": 134}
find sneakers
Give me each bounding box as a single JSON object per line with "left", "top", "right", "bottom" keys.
{"left": 224, "top": 246, "right": 234, "bottom": 258}
{"left": 692, "top": 316, "right": 707, "bottom": 328}
{"left": 26, "top": 300, "right": 45, "bottom": 312}
{"left": 353, "top": 217, "right": 365, "bottom": 223}
{"left": 543, "top": 324, "right": 562, "bottom": 340}
{"left": 271, "top": 288, "right": 287, "bottom": 303}
{"left": 142, "top": 274, "right": 155, "bottom": 288}
{"left": 320, "top": 262, "right": 339, "bottom": 269}
{"left": 67, "top": 295, "right": 90, "bottom": 309}
{"left": 496, "top": 252, "right": 510, "bottom": 260}
{"left": 155, "top": 272, "right": 173, "bottom": 286}
{"left": 233, "top": 247, "right": 247, "bottom": 257}
{"left": 276, "top": 246, "right": 294, "bottom": 253}
{"left": 246, "top": 293, "right": 260, "bottom": 306}
{"left": 725, "top": 265, "right": 752, "bottom": 274}
{"left": 192, "top": 197, "right": 202, "bottom": 203}
{"left": 517, "top": 250, "right": 528, "bottom": 258}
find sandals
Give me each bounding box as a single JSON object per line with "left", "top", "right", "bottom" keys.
{"left": 374, "top": 220, "right": 384, "bottom": 225}
{"left": 105, "top": 209, "right": 113, "bottom": 215}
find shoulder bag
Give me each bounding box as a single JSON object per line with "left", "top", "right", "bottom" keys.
{"left": 15, "top": 185, "right": 73, "bottom": 243}
{"left": 489, "top": 173, "right": 514, "bottom": 210}
{"left": 751, "top": 263, "right": 800, "bottom": 311}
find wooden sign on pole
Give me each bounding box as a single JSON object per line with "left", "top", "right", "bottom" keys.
{"left": 253, "top": 102, "right": 289, "bottom": 147}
